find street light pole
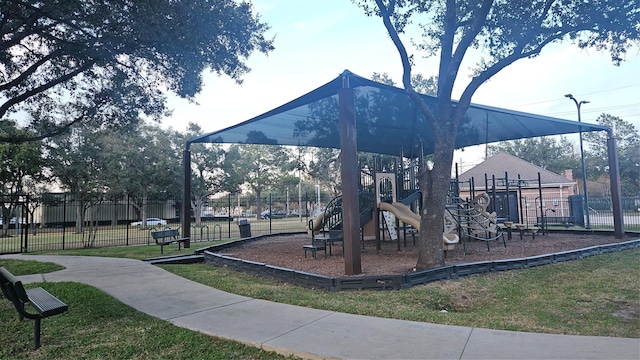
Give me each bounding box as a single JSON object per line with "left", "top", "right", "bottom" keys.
{"left": 565, "top": 94, "right": 591, "bottom": 229}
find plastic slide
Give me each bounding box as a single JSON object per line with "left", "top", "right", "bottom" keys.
{"left": 307, "top": 211, "right": 326, "bottom": 234}
{"left": 379, "top": 202, "right": 420, "bottom": 229}
{"left": 379, "top": 202, "right": 459, "bottom": 245}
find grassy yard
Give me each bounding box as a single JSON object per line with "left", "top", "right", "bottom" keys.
{"left": 0, "top": 260, "right": 298, "bottom": 360}
{"left": 2, "top": 217, "right": 308, "bottom": 254}
{"left": 163, "top": 249, "right": 640, "bottom": 338}
{"left": 1, "top": 246, "right": 637, "bottom": 358}
{"left": 28, "top": 241, "right": 223, "bottom": 260}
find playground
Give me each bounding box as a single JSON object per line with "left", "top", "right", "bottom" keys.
{"left": 186, "top": 71, "right": 626, "bottom": 276}
{"left": 217, "top": 231, "right": 634, "bottom": 278}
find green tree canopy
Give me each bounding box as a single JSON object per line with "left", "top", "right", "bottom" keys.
{"left": 0, "top": 0, "right": 273, "bottom": 142}
{"left": 226, "top": 144, "right": 289, "bottom": 217}
{"left": 583, "top": 114, "right": 640, "bottom": 195}
{"left": 180, "top": 123, "right": 226, "bottom": 225}
{"left": 0, "top": 122, "right": 43, "bottom": 235}
{"left": 488, "top": 136, "right": 579, "bottom": 175}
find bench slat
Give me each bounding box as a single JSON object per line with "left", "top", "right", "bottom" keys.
{"left": 26, "top": 288, "right": 68, "bottom": 317}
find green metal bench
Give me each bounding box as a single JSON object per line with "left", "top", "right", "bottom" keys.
{"left": 0, "top": 267, "right": 69, "bottom": 349}
{"left": 304, "top": 230, "right": 343, "bottom": 259}
{"left": 536, "top": 216, "right": 575, "bottom": 228}
{"left": 151, "top": 229, "right": 189, "bottom": 254}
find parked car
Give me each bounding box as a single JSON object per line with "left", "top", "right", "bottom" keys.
{"left": 0, "top": 217, "right": 25, "bottom": 226}
{"left": 260, "top": 210, "right": 286, "bottom": 219}
{"left": 130, "top": 218, "right": 167, "bottom": 227}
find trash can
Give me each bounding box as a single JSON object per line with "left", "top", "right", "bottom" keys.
{"left": 238, "top": 219, "right": 251, "bottom": 238}
{"left": 568, "top": 194, "right": 584, "bottom": 227}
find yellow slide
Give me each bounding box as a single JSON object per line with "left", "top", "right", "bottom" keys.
{"left": 379, "top": 202, "right": 420, "bottom": 229}
{"left": 307, "top": 211, "right": 326, "bottom": 235}
{"left": 379, "top": 202, "right": 459, "bottom": 246}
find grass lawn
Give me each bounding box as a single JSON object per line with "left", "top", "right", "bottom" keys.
{"left": 28, "top": 241, "right": 221, "bottom": 260}
{"left": 0, "top": 260, "right": 298, "bottom": 360}
{"left": 163, "top": 249, "right": 640, "bottom": 338}
{"left": 1, "top": 246, "right": 637, "bottom": 358}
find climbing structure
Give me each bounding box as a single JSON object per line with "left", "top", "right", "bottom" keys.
{"left": 446, "top": 193, "right": 506, "bottom": 251}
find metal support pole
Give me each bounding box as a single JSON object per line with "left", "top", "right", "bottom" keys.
{"left": 607, "top": 131, "right": 625, "bottom": 238}
{"left": 339, "top": 72, "right": 361, "bottom": 275}
{"left": 565, "top": 94, "right": 591, "bottom": 229}
{"left": 182, "top": 145, "right": 192, "bottom": 248}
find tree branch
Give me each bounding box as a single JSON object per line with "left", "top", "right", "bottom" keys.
{"left": 437, "top": 0, "right": 458, "bottom": 104}
{"left": 0, "top": 106, "right": 98, "bottom": 143}
{"left": 0, "top": 61, "right": 94, "bottom": 119}
{"left": 0, "top": 51, "right": 59, "bottom": 92}
{"left": 448, "top": 0, "right": 494, "bottom": 81}
{"left": 374, "top": 0, "right": 438, "bottom": 127}
{"left": 456, "top": 31, "right": 565, "bottom": 119}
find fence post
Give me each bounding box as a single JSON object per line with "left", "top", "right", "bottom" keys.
{"left": 62, "top": 194, "right": 66, "bottom": 250}
{"left": 24, "top": 197, "right": 29, "bottom": 253}
{"left": 126, "top": 194, "right": 130, "bottom": 246}
{"left": 269, "top": 193, "right": 273, "bottom": 233}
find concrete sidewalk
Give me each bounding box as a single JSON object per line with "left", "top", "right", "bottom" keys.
{"left": 2, "top": 254, "right": 638, "bottom": 360}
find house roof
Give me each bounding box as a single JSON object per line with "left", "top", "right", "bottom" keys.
{"left": 457, "top": 152, "right": 576, "bottom": 188}
{"left": 189, "top": 70, "right": 609, "bottom": 158}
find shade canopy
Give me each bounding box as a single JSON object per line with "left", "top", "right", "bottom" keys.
{"left": 189, "top": 70, "right": 608, "bottom": 158}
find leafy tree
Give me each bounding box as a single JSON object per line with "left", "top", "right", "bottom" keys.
{"left": 583, "top": 114, "right": 640, "bottom": 196}
{"left": 181, "top": 123, "right": 226, "bottom": 227}
{"left": 221, "top": 145, "right": 248, "bottom": 195}
{"left": 372, "top": 72, "right": 438, "bottom": 96}
{"left": 0, "top": 123, "right": 43, "bottom": 236}
{"left": 226, "top": 144, "right": 289, "bottom": 218}
{"left": 308, "top": 148, "right": 342, "bottom": 197}
{"left": 358, "top": 0, "right": 638, "bottom": 270}
{"left": 0, "top": 0, "right": 273, "bottom": 143}
{"left": 21, "top": 177, "right": 50, "bottom": 233}
{"left": 488, "top": 136, "right": 579, "bottom": 175}
{"left": 45, "top": 125, "right": 107, "bottom": 236}
{"left": 100, "top": 126, "right": 182, "bottom": 228}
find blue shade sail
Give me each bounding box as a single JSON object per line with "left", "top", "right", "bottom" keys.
{"left": 189, "top": 70, "right": 608, "bottom": 157}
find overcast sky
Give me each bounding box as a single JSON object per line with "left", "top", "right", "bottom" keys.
{"left": 162, "top": 0, "right": 639, "bottom": 172}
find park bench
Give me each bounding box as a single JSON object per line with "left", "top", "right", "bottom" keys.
{"left": 0, "top": 267, "right": 69, "bottom": 349}
{"left": 536, "top": 216, "right": 575, "bottom": 228}
{"left": 304, "top": 230, "right": 343, "bottom": 259}
{"left": 151, "top": 229, "right": 189, "bottom": 254}
{"left": 303, "top": 238, "right": 327, "bottom": 259}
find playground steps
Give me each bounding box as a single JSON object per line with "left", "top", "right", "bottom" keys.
{"left": 309, "top": 190, "right": 376, "bottom": 235}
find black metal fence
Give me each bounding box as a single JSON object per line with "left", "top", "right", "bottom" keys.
{"left": 0, "top": 192, "right": 335, "bottom": 254}
{"left": 515, "top": 195, "right": 640, "bottom": 231}
{"left": 1, "top": 192, "right": 638, "bottom": 255}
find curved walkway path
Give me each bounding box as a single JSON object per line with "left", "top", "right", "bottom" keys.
{"left": 2, "top": 254, "right": 638, "bottom": 360}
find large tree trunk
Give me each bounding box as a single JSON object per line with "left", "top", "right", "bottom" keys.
{"left": 110, "top": 198, "right": 118, "bottom": 227}
{"left": 141, "top": 191, "right": 148, "bottom": 228}
{"left": 75, "top": 198, "right": 84, "bottom": 233}
{"left": 192, "top": 196, "right": 204, "bottom": 227}
{"left": 255, "top": 189, "right": 262, "bottom": 220}
{"left": 415, "top": 136, "right": 456, "bottom": 270}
